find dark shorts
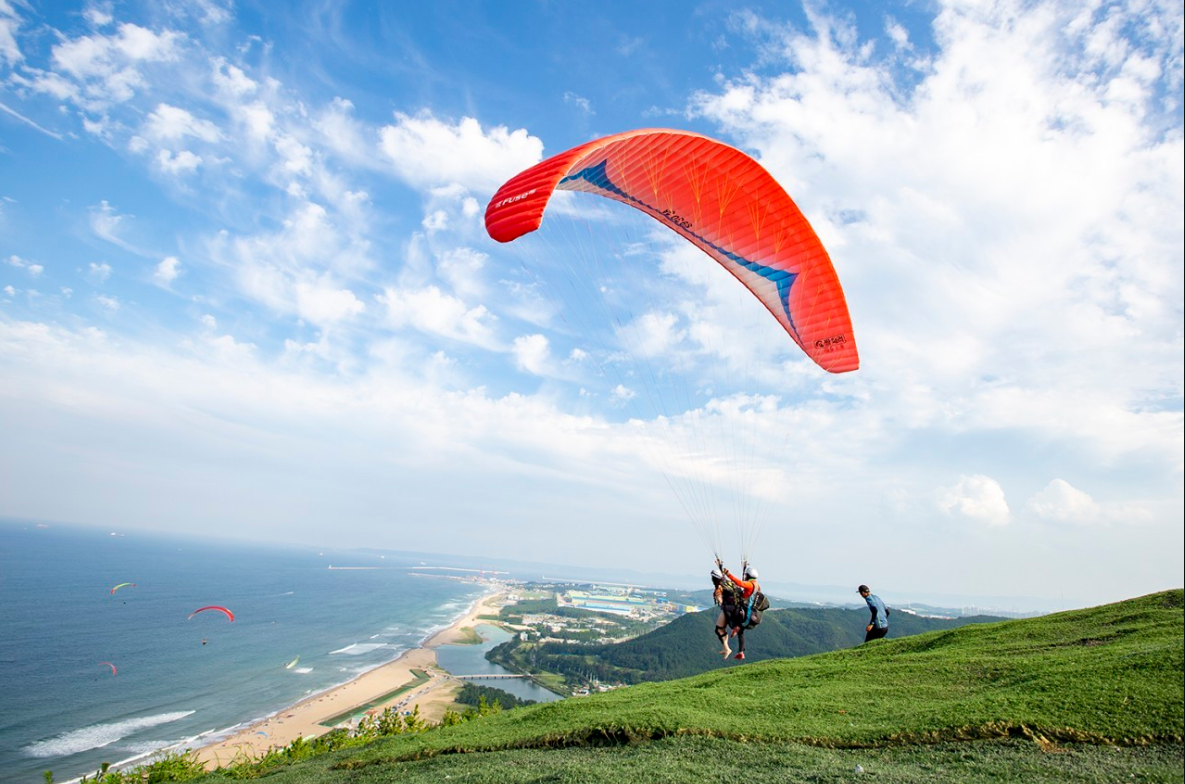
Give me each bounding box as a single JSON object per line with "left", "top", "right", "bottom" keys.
{"left": 864, "top": 625, "right": 888, "bottom": 643}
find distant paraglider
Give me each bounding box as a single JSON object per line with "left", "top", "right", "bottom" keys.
{"left": 99, "top": 661, "right": 117, "bottom": 676}
{"left": 285, "top": 655, "right": 300, "bottom": 669}
{"left": 109, "top": 582, "right": 136, "bottom": 595}
{"left": 188, "top": 606, "right": 235, "bottom": 622}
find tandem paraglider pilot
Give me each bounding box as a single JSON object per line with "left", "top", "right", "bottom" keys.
{"left": 858, "top": 584, "right": 889, "bottom": 642}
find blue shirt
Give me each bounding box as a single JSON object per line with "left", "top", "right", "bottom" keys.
{"left": 865, "top": 594, "right": 888, "bottom": 628}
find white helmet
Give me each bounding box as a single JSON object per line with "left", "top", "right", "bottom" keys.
{"left": 710, "top": 569, "right": 723, "bottom": 580}
{"left": 744, "top": 567, "right": 759, "bottom": 580}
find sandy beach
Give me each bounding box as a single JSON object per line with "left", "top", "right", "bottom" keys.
{"left": 191, "top": 586, "right": 508, "bottom": 770}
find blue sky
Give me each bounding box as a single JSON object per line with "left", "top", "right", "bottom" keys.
{"left": 1, "top": 0, "right": 1181, "bottom": 611}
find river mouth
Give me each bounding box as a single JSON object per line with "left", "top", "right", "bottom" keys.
{"left": 434, "top": 623, "right": 563, "bottom": 704}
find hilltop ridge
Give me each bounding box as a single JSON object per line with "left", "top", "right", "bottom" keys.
{"left": 180, "top": 588, "right": 1183, "bottom": 783}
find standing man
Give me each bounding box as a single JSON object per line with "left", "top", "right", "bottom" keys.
{"left": 858, "top": 584, "right": 889, "bottom": 642}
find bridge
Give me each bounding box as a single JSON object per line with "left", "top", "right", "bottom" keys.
{"left": 452, "top": 673, "right": 531, "bottom": 680}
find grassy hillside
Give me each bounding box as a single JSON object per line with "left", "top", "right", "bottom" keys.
{"left": 179, "top": 590, "right": 1182, "bottom": 782}
{"left": 492, "top": 604, "right": 1006, "bottom": 684}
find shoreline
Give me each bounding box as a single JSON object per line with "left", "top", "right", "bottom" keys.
{"left": 188, "top": 584, "right": 509, "bottom": 771}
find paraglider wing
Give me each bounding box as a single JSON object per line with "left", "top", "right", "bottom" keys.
{"left": 110, "top": 582, "right": 135, "bottom": 595}
{"left": 485, "top": 128, "right": 858, "bottom": 373}
{"left": 188, "top": 605, "right": 235, "bottom": 622}
{"left": 285, "top": 655, "right": 300, "bottom": 669}
{"left": 99, "top": 661, "right": 117, "bottom": 675}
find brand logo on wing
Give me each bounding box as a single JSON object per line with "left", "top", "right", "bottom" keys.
{"left": 814, "top": 334, "right": 848, "bottom": 351}
{"left": 493, "top": 188, "right": 538, "bottom": 210}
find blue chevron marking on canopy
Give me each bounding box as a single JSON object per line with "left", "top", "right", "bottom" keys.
{"left": 559, "top": 161, "right": 803, "bottom": 343}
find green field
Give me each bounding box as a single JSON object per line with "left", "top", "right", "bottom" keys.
{"left": 81, "top": 590, "right": 1185, "bottom": 783}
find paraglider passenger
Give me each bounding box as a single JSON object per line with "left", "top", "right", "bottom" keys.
{"left": 858, "top": 585, "right": 889, "bottom": 642}
{"left": 721, "top": 563, "right": 760, "bottom": 660}
{"left": 711, "top": 568, "right": 737, "bottom": 657}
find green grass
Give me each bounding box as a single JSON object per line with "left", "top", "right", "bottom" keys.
{"left": 190, "top": 737, "right": 1185, "bottom": 783}
{"left": 334, "top": 589, "right": 1182, "bottom": 762}
{"left": 94, "top": 590, "right": 1185, "bottom": 783}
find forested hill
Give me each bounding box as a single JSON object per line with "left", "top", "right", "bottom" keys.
{"left": 494, "top": 605, "right": 1006, "bottom": 683}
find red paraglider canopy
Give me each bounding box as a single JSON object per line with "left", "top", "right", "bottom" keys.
{"left": 485, "top": 128, "right": 858, "bottom": 373}
{"left": 188, "top": 605, "right": 235, "bottom": 622}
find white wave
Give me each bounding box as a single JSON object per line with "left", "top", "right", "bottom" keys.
{"left": 329, "top": 642, "right": 388, "bottom": 656}
{"left": 24, "top": 711, "right": 196, "bottom": 758}
{"left": 293, "top": 667, "right": 313, "bottom": 674}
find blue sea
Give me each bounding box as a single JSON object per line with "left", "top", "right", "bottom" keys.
{"left": 0, "top": 521, "right": 550, "bottom": 783}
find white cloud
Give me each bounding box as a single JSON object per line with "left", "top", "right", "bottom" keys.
{"left": 274, "top": 133, "right": 313, "bottom": 176}
{"left": 88, "top": 261, "right": 112, "bottom": 282}
{"left": 563, "top": 91, "right": 594, "bottom": 115}
{"left": 513, "top": 333, "right": 551, "bottom": 375}
{"left": 144, "top": 103, "right": 221, "bottom": 142}
{"left": 88, "top": 200, "right": 131, "bottom": 247}
{"left": 423, "top": 209, "right": 448, "bottom": 232}
{"left": 154, "top": 255, "right": 181, "bottom": 285}
{"left": 293, "top": 280, "right": 364, "bottom": 324}
{"left": 0, "top": 0, "right": 22, "bottom": 67}
{"left": 620, "top": 310, "right": 683, "bottom": 358}
{"left": 211, "top": 57, "right": 256, "bottom": 97}
{"left": 1026, "top": 478, "right": 1100, "bottom": 524}
{"left": 936, "top": 474, "right": 1010, "bottom": 526}
{"left": 377, "top": 284, "right": 498, "bottom": 349}
{"left": 436, "top": 246, "right": 487, "bottom": 300}
{"left": 611, "top": 384, "right": 636, "bottom": 402}
{"left": 687, "top": 1, "right": 1183, "bottom": 470}
{"left": 378, "top": 112, "right": 544, "bottom": 193}
{"left": 95, "top": 294, "right": 120, "bottom": 311}
{"left": 46, "top": 23, "right": 182, "bottom": 109}
{"left": 83, "top": 4, "right": 114, "bottom": 28}
{"left": 6, "top": 254, "right": 43, "bottom": 276}
{"left": 157, "top": 148, "right": 202, "bottom": 173}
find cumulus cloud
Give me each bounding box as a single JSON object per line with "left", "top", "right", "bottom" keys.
{"left": 687, "top": 1, "right": 1183, "bottom": 469}
{"left": 157, "top": 148, "right": 201, "bottom": 173}
{"left": 1026, "top": 478, "right": 1100, "bottom": 524}
{"left": 377, "top": 285, "right": 498, "bottom": 349}
{"left": 513, "top": 333, "right": 551, "bottom": 375}
{"left": 936, "top": 474, "right": 1010, "bottom": 526}
{"left": 611, "top": 384, "right": 636, "bottom": 402}
{"left": 42, "top": 22, "right": 183, "bottom": 110}
{"left": 293, "top": 280, "right": 365, "bottom": 324}
{"left": 210, "top": 201, "right": 375, "bottom": 327}
{"left": 6, "top": 254, "right": 43, "bottom": 276}
{"left": 378, "top": 112, "right": 544, "bottom": 193}
{"left": 144, "top": 103, "right": 221, "bottom": 142}
{"left": 620, "top": 310, "right": 684, "bottom": 359}
{"left": 153, "top": 255, "right": 181, "bottom": 285}
{"left": 211, "top": 57, "right": 256, "bottom": 97}
{"left": 88, "top": 261, "right": 112, "bottom": 283}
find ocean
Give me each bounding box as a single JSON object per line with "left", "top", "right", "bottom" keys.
{"left": 0, "top": 521, "right": 517, "bottom": 783}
